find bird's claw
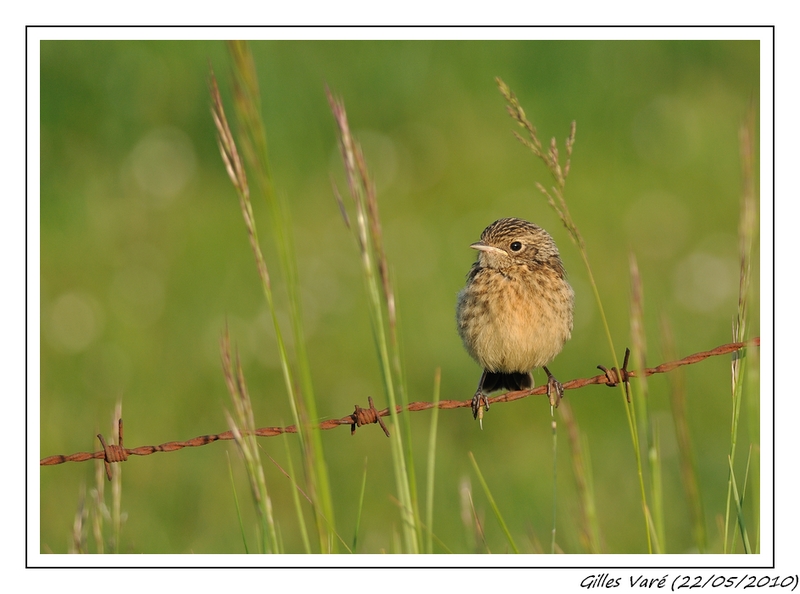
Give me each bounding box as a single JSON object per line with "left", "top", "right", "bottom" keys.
{"left": 544, "top": 367, "right": 563, "bottom": 408}
{"left": 471, "top": 390, "right": 489, "bottom": 422}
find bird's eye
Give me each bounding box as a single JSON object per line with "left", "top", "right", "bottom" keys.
{"left": 510, "top": 241, "right": 523, "bottom": 252}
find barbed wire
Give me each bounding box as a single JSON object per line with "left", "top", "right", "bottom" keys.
{"left": 40, "top": 337, "right": 760, "bottom": 475}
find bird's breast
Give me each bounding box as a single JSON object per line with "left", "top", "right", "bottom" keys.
{"left": 457, "top": 266, "right": 573, "bottom": 373}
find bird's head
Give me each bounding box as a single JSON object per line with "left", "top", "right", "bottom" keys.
{"left": 470, "top": 217, "right": 561, "bottom": 270}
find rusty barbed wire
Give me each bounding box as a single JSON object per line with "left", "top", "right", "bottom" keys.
{"left": 96, "top": 419, "right": 127, "bottom": 480}
{"left": 40, "top": 337, "right": 759, "bottom": 474}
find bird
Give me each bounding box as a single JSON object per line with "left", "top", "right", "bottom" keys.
{"left": 456, "top": 217, "right": 574, "bottom": 424}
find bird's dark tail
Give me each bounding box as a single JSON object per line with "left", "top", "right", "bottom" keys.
{"left": 481, "top": 371, "right": 533, "bottom": 393}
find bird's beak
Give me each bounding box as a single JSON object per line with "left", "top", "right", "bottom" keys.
{"left": 470, "top": 241, "right": 506, "bottom": 256}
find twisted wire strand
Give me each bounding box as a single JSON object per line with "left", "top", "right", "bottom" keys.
{"left": 40, "top": 337, "right": 759, "bottom": 471}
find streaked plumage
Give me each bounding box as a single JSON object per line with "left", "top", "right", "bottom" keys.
{"left": 456, "top": 217, "right": 573, "bottom": 422}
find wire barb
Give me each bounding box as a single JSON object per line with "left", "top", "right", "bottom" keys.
{"left": 96, "top": 419, "right": 127, "bottom": 481}
{"left": 350, "top": 396, "right": 391, "bottom": 437}
{"left": 597, "top": 347, "right": 632, "bottom": 402}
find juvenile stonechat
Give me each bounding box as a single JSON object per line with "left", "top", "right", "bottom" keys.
{"left": 456, "top": 217, "right": 574, "bottom": 422}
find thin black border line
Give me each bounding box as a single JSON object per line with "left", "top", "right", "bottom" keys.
{"left": 28, "top": 25, "right": 775, "bottom": 570}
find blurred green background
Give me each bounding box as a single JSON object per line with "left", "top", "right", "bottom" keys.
{"left": 40, "top": 39, "right": 760, "bottom": 554}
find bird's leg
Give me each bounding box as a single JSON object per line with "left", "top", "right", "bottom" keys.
{"left": 471, "top": 370, "right": 490, "bottom": 423}
{"left": 543, "top": 366, "right": 563, "bottom": 408}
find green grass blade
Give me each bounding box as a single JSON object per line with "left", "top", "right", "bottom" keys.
{"left": 580, "top": 434, "right": 602, "bottom": 553}
{"left": 468, "top": 452, "right": 520, "bottom": 554}
{"left": 560, "top": 400, "right": 602, "bottom": 553}
{"left": 746, "top": 349, "right": 761, "bottom": 553}
{"left": 425, "top": 368, "right": 442, "bottom": 554}
{"left": 629, "top": 254, "right": 660, "bottom": 553}
{"left": 327, "top": 88, "right": 419, "bottom": 553}
{"left": 660, "top": 315, "right": 707, "bottom": 552}
{"left": 650, "top": 422, "right": 664, "bottom": 553}
{"left": 227, "top": 452, "right": 250, "bottom": 554}
{"left": 90, "top": 459, "right": 105, "bottom": 554}
{"left": 220, "top": 329, "right": 279, "bottom": 554}
{"left": 281, "top": 434, "right": 312, "bottom": 554}
{"left": 225, "top": 41, "right": 337, "bottom": 552}
{"left": 266, "top": 452, "right": 354, "bottom": 554}
{"left": 725, "top": 102, "right": 757, "bottom": 554}
{"left": 727, "top": 456, "right": 752, "bottom": 554}
{"left": 110, "top": 403, "right": 124, "bottom": 553}
{"left": 352, "top": 458, "right": 369, "bottom": 553}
